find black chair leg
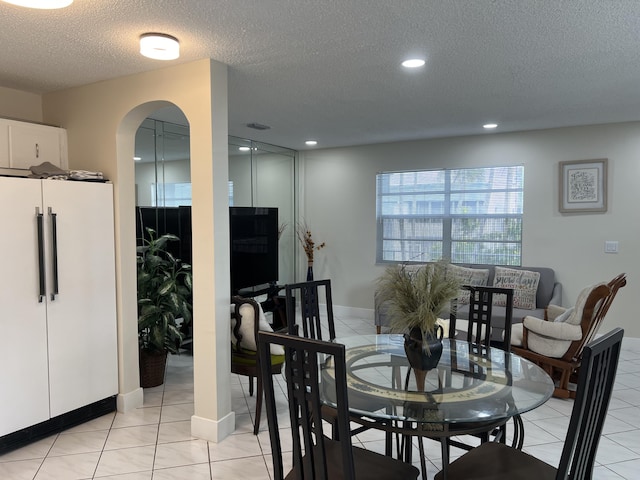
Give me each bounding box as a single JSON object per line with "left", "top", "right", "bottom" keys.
{"left": 253, "top": 375, "right": 263, "bottom": 435}
{"left": 417, "top": 436, "right": 428, "bottom": 480}
{"left": 440, "top": 437, "right": 450, "bottom": 478}
{"left": 249, "top": 375, "right": 254, "bottom": 396}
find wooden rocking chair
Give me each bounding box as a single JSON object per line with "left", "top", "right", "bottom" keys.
{"left": 512, "top": 273, "right": 626, "bottom": 399}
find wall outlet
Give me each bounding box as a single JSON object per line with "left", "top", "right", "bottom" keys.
{"left": 604, "top": 241, "right": 619, "bottom": 254}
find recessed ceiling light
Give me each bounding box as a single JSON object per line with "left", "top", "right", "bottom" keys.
{"left": 401, "top": 58, "right": 426, "bottom": 68}
{"left": 238, "top": 147, "right": 251, "bottom": 151}
{"left": 483, "top": 123, "right": 498, "bottom": 129}
{"left": 133, "top": 156, "right": 142, "bottom": 161}
{"left": 140, "top": 33, "right": 180, "bottom": 60}
{"left": 305, "top": 140, "right": 318, "bottom": 146}
{"left": 1, "top": 0, "right": 72, "bottom": 8}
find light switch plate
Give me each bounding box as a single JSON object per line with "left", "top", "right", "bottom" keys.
{"left": 604, "top": 241, "right": 619, "bottom": 253}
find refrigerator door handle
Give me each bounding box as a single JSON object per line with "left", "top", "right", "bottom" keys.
{"left": 36, "top": 207, "right": 46, "bottom": 303}
{"left": 49, "top": 207, "right": 59, "bottom": 301}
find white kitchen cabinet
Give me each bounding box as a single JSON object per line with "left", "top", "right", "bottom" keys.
{"left": 0, "top": 119, "right": 68, "bottom": 170}
{"left": 0, "top": 177, "right": 117, "bottom": 438}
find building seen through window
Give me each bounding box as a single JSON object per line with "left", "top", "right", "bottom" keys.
{"left": 376, "top": 166, "right": 524, "bottom": 265}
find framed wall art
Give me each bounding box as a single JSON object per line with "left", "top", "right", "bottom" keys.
{"left": 559, "top": 158, "right": 608, "bottom": 213}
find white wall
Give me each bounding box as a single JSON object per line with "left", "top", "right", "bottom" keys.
{"left": 135, "top": 158, "right": 191, "bottom": 206}
{"left": 41, "top": 59, "right": 234, "bottom": 443}
{"left": 302, "top": 122, "right": 639, "bottom": 338}
{"left": 0, "top": 86, "right": 42, "bottom": 123}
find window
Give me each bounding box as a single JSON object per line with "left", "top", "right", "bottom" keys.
{"left": 151, "top": 182, "right": 192, "bottom": 207}
{"left": 150, "top": 181, "right": 237, "bottom": 207}
{"left": 376, "top": 166, "right": 524, "bottom": 265}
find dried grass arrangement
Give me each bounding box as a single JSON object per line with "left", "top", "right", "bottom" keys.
{"left": 296, "top": 221, "right": 326, "bottom": 264}
{"left": 376, "top": 261, "right": 459, "bottom": 342}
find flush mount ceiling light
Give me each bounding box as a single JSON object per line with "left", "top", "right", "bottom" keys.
{"left": 140, "top": 33, "right": 180, "bottom": 60}
{"left": 401, "top": 58, "right": 426, "bottom": 68}
{"left": 305, "top": 140, "right": 318, "bottom": 146}
{"left": 1, "top": 0, "right": 72, "bottom": 7}
{"left": 483, "top": 123, "right": 498, "bottom": 129}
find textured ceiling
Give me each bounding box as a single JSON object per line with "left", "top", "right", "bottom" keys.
{"left": 1, "top": 1, "right": 640, "bottom": 151}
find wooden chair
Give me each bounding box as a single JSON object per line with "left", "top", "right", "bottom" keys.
{"left": 257, "top": 330, "right": 420, "bottom": 480}
{"left": 434, "top": 327, "right": 625, "bottom": 479}
{"left": 230, "top": 296, "right": 285, "bottom": 435}
{"left": 512, "top": 273, "right": 626, "bottom": 398}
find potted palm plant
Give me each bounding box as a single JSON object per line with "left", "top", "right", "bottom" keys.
{"left": 376, "top": 260, "right": 459, "bottom": 374}
{"left": 137, "top": 228, "right": 193, "bottom": 387}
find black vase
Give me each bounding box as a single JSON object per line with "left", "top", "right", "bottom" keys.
{"left": 306, "top": 264, "right": 314, "bottom": 281}
{"left": 403, "top": 325, "right": 444, "bottom": 372}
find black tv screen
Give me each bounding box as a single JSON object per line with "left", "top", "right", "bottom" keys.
{"left": 229, "top": 207, "right": 279, "bottom": 294}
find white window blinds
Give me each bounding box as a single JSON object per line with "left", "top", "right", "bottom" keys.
{"left": 376, "top": 166, "right": 524, "bottom": 265}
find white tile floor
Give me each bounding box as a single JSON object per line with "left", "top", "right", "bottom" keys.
{"left": 1, "top": 314, "right": 639, "bottom": 479}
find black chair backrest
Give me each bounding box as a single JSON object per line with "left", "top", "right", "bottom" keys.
{"left": 258, "top": 330, "right": 354, "bottom": 480}
{"left": 285, "top": 279, "right": 336, "bottom": 341}
{"left": 556, "top": 327, "right": 624, "bottom": 479}
{"left": 450, "top": 285, "right": 514, "bottom": 352}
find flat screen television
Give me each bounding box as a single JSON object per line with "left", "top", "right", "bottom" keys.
{"left": 229, "top": 207, "right": 279, "bottom": 294}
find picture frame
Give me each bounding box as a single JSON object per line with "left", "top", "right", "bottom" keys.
{"left": 559, "top": 158, "right": 608, "bottom": 213}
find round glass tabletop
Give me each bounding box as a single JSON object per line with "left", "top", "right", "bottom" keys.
{"left": 321, "top": 334, "right": 555, "bottom": 425}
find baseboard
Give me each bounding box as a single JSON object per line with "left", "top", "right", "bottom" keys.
{"left": 0, "top": 396, "right": 116, "bottom": 455}
{"left": 191, "top": 411, "right": 235, "bottom": 443}
{"left": 117, "top": 387, "right": 144, "bottom": 413}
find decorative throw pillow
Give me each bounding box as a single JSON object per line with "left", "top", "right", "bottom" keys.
{"left": 230, "top": 302, "right": 284, "bottom": 355}
{"left": 492, "top": 266, "right": 540, "bottom": 310}
{"left": 447, "top": 264, "right": 490, "bottom": 304}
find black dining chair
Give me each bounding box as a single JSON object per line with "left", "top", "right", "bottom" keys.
{"left": 285, "top": 279, "right": 336, "bottom": 341}
{"left": 450, "top": 285, "right": 515, "bottom": 352}
{"left": 434, "top": 327, "right": 624, "bottom": 480}
{"left": 285, "top": 278, "right": 377, "bottom": 440}
{"left": 447, "top": 286, "right": 520, "bottom": 449}
{"left": 407, "top": 286, "right": 517, "bottom": 476}
{"left": 257, "top": 330, "right": 420, "bottom": 480}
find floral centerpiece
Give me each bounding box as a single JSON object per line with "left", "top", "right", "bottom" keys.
{"left": 376, "top": 260, "right": 459, "bottom": 358}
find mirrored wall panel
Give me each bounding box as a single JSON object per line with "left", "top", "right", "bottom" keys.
{"left": 134, "top": 118, "right": 297, "bottom": 287}
{"left": 229, "top": 135, "right": 297, "bottom": 286}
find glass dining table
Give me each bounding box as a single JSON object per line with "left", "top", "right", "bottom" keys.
{"left": 320, "top": 334, "right": 555, "bottom": 478}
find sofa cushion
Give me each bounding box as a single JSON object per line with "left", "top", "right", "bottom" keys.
{"left": 457, "top": 264, "right": 557, "bottom": 308}
{"left": 521, "top": 315, "right": 582, "bottom": 358}
{"left": 493, "top": 266, "right": 540, "bottom": 310}
{"left": 447, "top": 264, "right": 490, "bottom": 304}
{"left": 553, "top": 307, "right": 574, "bottom": 323}
{"left": 564, "top": 282, "right": 606, "bottom": 326}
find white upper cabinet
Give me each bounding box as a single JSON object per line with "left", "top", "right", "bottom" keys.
{"left": 0, "top": 119, "right": 68, "bottom": 170}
